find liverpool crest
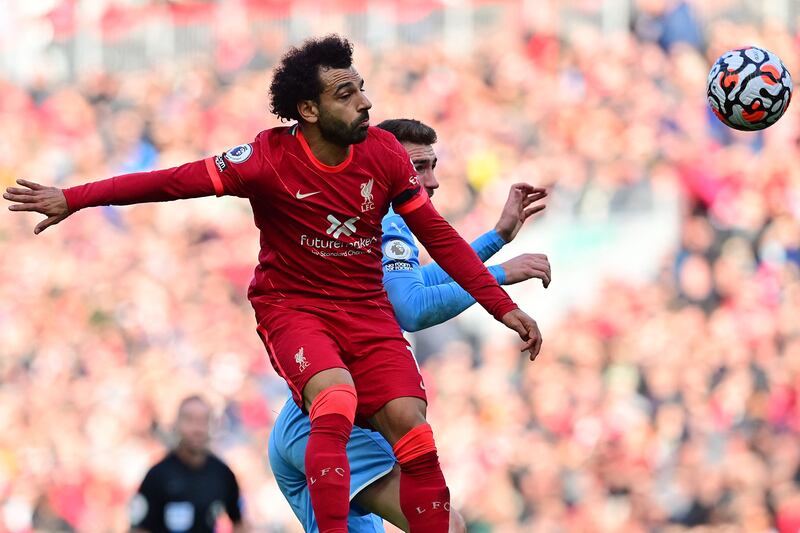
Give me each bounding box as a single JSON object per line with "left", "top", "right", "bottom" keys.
{"left": 360, "top": 179, "right": 375, "bottom": 212}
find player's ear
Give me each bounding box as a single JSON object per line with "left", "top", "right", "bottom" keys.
{"left": 297, "top": 99, "right": 319, "bottom": 124}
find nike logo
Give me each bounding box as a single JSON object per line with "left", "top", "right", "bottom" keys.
{"left": 296, "top": 190, "right": 321, "bottom": 199}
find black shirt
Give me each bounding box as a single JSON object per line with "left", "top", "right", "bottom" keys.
{"left": 130, "top": 452, "right": 242, "bottom": 533}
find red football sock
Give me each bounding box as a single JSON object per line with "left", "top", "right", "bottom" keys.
{"left": 393, "top": 424, "right": 451, "bottom": 532}
{"left": 305, "top": 385, "right": 357, "bottom": 533}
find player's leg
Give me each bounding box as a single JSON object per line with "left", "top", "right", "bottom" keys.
{"left": 343, "top": 302, "right": 452, "bottom": 533}
{"left": 354, "top": 469, "right": 467, "bottom": 533}
{"left": 256, "top": 305, "right": 355, "bottom": 533}
{"left": 353, "top": 465, "right": 407, "bottom": 530}
{"left": 369, "top": 397, "right": 451, "bottom": 532}
{"left": 302, "top": 368, "right": 357, "bottom": 533}
{"left": 269, "top": 397, "right": 385, "bottom": 532}
{"left": 270, "top": 394, "right": 464, "bottom": 533}
{"left": 270, "top": 396, "right": 393, "bottom": 532}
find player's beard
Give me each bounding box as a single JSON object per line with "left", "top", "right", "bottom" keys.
{"left": 318, "top": 108, "right": 369, "bottom": 146}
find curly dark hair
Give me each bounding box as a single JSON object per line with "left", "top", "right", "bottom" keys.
{"left": 269, "top": 35, "right": 354, "bottom": 122}
{"left": 377, "top": 119, "right": 438, "bottom": 145}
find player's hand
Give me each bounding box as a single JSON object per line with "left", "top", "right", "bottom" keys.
{"left": 500, "top": 308, "right": 542, "bottom": 360}
{"left": 500, "top": 253, "right": 551, "bottom": 287}
{"left": 4, "top": 179, "right": 71, "bottom": 234}
{"left": 494, "top": 183, "right": 547, "bottom": 243}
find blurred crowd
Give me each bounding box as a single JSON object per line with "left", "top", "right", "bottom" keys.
{"left": 2, "top": 0, "right": 800, "bottom": 531}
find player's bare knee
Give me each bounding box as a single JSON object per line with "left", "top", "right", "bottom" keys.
{"left": 371, "top": 397, "right": 427, "bottom": 443}
{"left": 302, "top": 367, "right": 355, "bottom": 411}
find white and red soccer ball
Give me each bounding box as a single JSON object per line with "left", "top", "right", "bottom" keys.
{"left": 707, "top": 46, "right": 793, "bottom": 131}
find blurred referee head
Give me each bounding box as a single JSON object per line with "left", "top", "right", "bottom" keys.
{"left": 175, "top": 395, "right": 212, "bottom": 454}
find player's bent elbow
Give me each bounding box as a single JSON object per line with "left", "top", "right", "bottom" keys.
{"left": 403, "top": 308, "right": 445, "bottom": 332}
{"left": 395, "top": 311, "right": 424, "bottom": 332}
{"left": 385, "top": 295, "right": 424, "bottom": 332}
{"left": 397, "top": 306, "right": 444, "bottom": 332}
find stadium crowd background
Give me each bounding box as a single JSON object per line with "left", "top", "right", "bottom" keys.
{"left": 2, "top": 0, "right": 800, "bottom": 531}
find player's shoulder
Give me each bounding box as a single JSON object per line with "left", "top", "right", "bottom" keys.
{"left": 366, "top": 126, "right": 396, "bottom": 144}
{"left": 363, "top": 127, "right": 408, "bottom": 161}
{"left": 259, "top": 124, "right": 295, "bottom": 145}
{"left": 224, "top": 126, "right": 294, "bottom": 165}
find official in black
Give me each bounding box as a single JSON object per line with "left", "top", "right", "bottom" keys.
{"left": 130, "top": 395, "right": 247, "bottom": 533}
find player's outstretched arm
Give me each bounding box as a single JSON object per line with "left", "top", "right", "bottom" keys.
{"left": 385, "top": 255, "right": 550, "bottom": 331}
{"left": 5, "top": 153, "right": 253, "bottom": 234}
{"left": 419, "top": 227, "right": 505, "bottom": 287}
{"left": 400, "top": 200, "right": 543, "bottom": 358}
{"left": 420, "top": 183, "right": 546, "bottom": 286}
{"left": 382, "top": 210, "right": 508, "bottom": 331}
{"left": 381, "top": 213, "right": 507, "bottom": 330}
{"left": 4, "top": 179, "right": 71, "bottom": 234}
{"left": 385, "top": 263, "right": 506, "bottom": 332}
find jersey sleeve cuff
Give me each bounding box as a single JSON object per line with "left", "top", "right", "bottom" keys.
{"left": 62, "top": 184, "right": 96, "bottom": 212}
{"left": 488, "top": 264, "right": 506, "bottom": 285}
{"left": 493, "top": 301, "right": 518, "bottom": 322}
{"left": 62, "top": 187, "right": 77, "bottom": 212}
{"left": 487, "top": 229, "right": 507, "bottom": 247}
{"left": 472, "top": 229, "right": 506, "bottom": 261}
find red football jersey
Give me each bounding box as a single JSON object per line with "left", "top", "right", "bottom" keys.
{"left": 64, "top": 124, "right": 518, "bottom": 323}
{"left": 206, "top": 125, "right": 426, "bottom": 307}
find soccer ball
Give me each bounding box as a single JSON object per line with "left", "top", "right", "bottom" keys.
{"left": 707, "top": 46, "right": 793, "bottom": 131}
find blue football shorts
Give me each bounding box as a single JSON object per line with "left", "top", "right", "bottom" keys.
{"left": 268, "top": 395, "right": 396, "bottom": 532}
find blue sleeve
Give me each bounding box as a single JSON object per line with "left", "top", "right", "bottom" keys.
{"left": 381, "top": 210, "right": 423, "bottom": 275}
{"left": 420, "top": 229, "right": 506, "bottom": 286}
{"left": 382, "top": 212, "right": 505, "bottom": 332}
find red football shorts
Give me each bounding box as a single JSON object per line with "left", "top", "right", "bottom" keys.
{"left": 255, "top": 298, "right": 427, "bottom": 424}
